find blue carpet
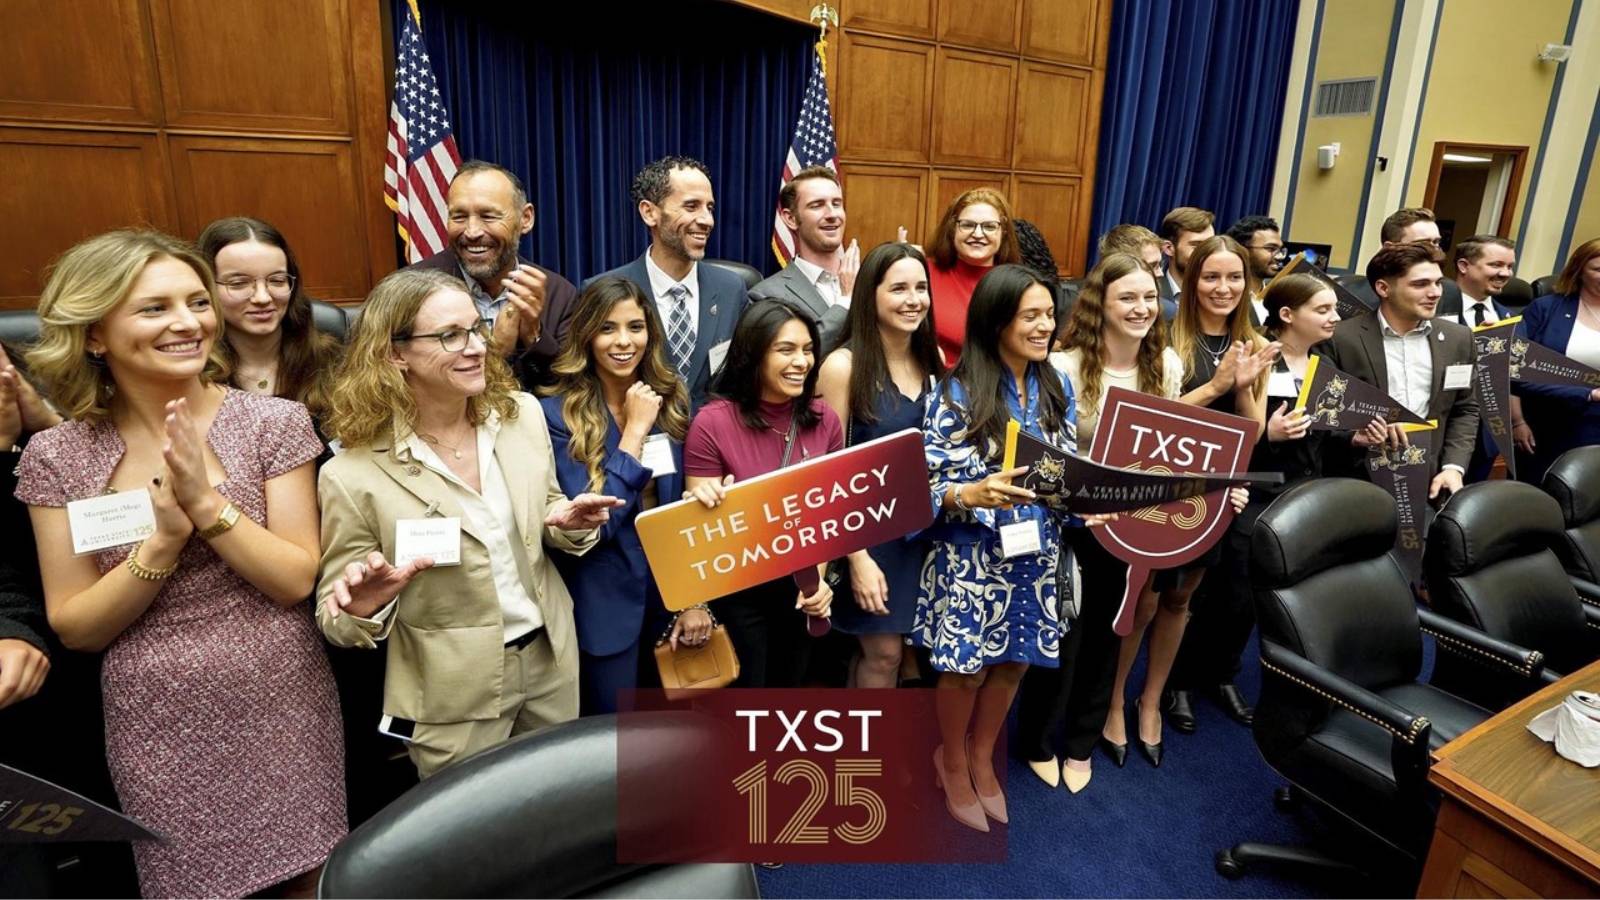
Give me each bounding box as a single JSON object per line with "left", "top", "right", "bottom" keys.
{"left": 756, "top": 633, "right": 1438, "bottom": 898}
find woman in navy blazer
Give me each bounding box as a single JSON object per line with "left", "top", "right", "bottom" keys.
{"left": 540, "top": 275, "right": 705, "bottom": 714}
{"left": 1513, "top": 239, "right": 1600, "bottom": 483}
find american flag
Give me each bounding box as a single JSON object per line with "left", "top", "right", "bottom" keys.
{"left": 384, "top": 1, "right": 461, "bottom": 264}
{"left": 771, "top": 39, "right": 839, "bottom": 267}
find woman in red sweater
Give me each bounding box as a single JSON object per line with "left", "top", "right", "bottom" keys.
{"left": 927, "top": 188, "right": 1022, "bottom": 362}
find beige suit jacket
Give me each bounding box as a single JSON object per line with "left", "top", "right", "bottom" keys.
{"left": 316, "top": 392, "right": 597, "bottom": 724}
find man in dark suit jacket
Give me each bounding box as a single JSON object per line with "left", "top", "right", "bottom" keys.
{"left": 1316, "top": 243, "right": 1478, "bottom": 500}
{"left": 748, "top": 166, "right": 856, "bottom": 355}
{"left": 1439, "top": 235, "right": 1516, "bottom": 482}
{"left": 586, "top": 156, "right": 746, "bottom": 408}
{"left": 408, "top": 161, "right": 580, "bottom": 389}
{"left": 1345, "top": 206, "right": 1462, "bottom": 315}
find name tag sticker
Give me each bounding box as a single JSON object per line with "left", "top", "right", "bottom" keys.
{"left": 395, "top": 517, "right": 461, "bottom": 567}
{"left": 640, "top": 433, "right": 676, "bottom": 478}
{"left": 1443, "top": 364, "right": 1473, "bottom": 391}
{"left": 999, "top": 519, "right": 1042, "bottom": 559}
{"left": 1267, "top": 370, "right": 1299, "bottom": 399}
{"left": 707, "top": 340, "right": 731, "bottom": 374}
{"left": 66, "top": 490, "right": 157, "bottom": 555}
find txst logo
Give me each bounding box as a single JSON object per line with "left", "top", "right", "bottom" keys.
{"left": 616, "top": 690, "right": 1005, "bottom": 864}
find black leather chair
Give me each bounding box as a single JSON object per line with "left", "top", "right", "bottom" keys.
{"left": 318, "top": 714, "right": 759, "bottom": 899}
{"left": 1496, "top": 276, "right": 1534, "bottom": 313}
{"left": 1218, "top": 479, "right": 1540, "bottom": 882}
{"left": 1541, "top": 445, "right": 1600, "bottom": 604}
{"left": 704, "top": 258, "right": 763, "bottom": 292}
{"left": 1423, "top": 481, "right": 1597, "bottom": 709}
{"left": 1531, "top": 274, "right": 1560, "bottom": 299}
{"left": 1333, "top": 272, "right": 1380, "bottom": 311}
{"left": 310, "top": 299, "right": 357, "bottom": 342}
{"left": 0, "top": 301, "right": 355, "bottom": 348}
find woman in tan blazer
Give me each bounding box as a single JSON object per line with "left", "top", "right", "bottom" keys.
{"left": 316, "top": 268, "right": 619, "bottom": 778}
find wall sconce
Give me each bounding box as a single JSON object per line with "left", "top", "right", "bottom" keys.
{"left": 1318, "top": 142, "right": 1341, "bottom": 171}
{"left": 1538, "top": 43, "right": 1572, "bottom": 62}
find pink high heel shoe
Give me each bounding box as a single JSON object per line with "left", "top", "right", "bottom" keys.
{"left": 968, "top": 735, "right": 1007, "bottom": 824}
{"left": 933, "top": 745, "right": 989, "bottom": 833}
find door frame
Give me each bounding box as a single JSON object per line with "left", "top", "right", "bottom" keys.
{"left": 1422, "top": 142, "right": 1529, "bottom": 237}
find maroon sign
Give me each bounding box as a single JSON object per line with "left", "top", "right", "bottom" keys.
{"left": 1090, "top": 387, "right": 1258, "bottom": 635}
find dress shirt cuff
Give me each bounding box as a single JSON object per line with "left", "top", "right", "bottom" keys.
{"left": 1440, "top": 464, "right": 1466, "bottom": 476}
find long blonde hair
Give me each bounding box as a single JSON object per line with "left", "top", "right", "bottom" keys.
{"left": 324, "top": 268, "right": 519, "bottom": 448}
{"left": 1063, "top": 253, "right": 1170, "bottom": 412}
{"left": 1172, "top": 235, "right": 1269, "bottom": 393}
{"left": 29, "top": 230, "right": 228, "bottom": 423}
{"left": 542, "top": 275, "right": 689, "bottom": 492}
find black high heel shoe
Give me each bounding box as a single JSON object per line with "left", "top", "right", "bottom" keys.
{"left": 1134, "top": 700, "right": 1163, "bottom": 768}
{"left": 1097, "top": 735, "right": 1128, "bottom": 768}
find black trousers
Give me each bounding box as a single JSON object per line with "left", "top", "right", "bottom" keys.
{"left": 1170, "top": 500, "right": 1265, "bottom": 691}
{"left": 1015, "top": 531, "right": 1124, "bottom": 762}
{"left": 713, "top": 577, "right": 812, "bottom": 688}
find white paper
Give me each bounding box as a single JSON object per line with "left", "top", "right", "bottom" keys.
{"left": 394, "top": 517, "right": 462, "bottom": 567}
{"left": 640, "top": 433, "right": 677, "bottom": 478}
{"left": 1526, "top": 690, "right": 1600, "bottom": 767}
{"left": 999, "top": 520, "right": 1042, "bottom": 558}
{"left": 66, "top": 490, "right": 157, "bottom": 555}
{"left": 1268, "top": 370, "right": 1299, "bottom": 400}
{"left": 1443, "top": 364, "right": 1473, "bottom": 391}
{"left": 707, "top": 340, "right": 731, "bottom": 374}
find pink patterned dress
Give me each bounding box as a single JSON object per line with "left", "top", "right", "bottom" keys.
{"left": 14, "top": 390, "right": 347, "bottom": 898}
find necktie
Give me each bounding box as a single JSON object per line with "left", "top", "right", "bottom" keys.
{"left": 665, "top": 284, "right": 696, "bottom": 380}
{"left": 1472, "top": 303, "right": 1487, "bottom": 327}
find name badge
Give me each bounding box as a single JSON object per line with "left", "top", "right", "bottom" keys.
{"left": 66, "top": 490, "right": 157, "bottom": 555}
{"left": 1443, "top": 363, "right": 1473, "bottom": 391}
{"left": 1267, "top": 370, "right": 1299, "bottom": 400}
{"left": 640, "top": 433, "right": 676, "bottom": 478}
{"left": 999, "top": 519, "right": 1042, "bottom": 559}
{"left": 707, "top": 340, "right": 731, "bottom": 374}
{"left": 395, "top": 517, "right": 462, "bottom": 567}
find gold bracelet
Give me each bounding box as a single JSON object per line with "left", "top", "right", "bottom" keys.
{"left": 126, "top": 542, "right": 178, "bottom": 581}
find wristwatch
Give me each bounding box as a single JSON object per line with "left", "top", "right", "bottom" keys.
{"left": 198, "top": 501, "right": 241, "bottom": 540}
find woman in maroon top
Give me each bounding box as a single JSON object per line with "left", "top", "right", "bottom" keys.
{"left": 683, "top": 300, "right": 839, "bottom": 687}
{"left": 927, "top": 188, "right": 1022, "bottom": 364}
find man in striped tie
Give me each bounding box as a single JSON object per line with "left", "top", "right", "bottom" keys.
{"left": 586, "top": 156, "right": 749, "bottom": 409}
{"left": 409, "top": 160, "right": 581, "bottom": 389}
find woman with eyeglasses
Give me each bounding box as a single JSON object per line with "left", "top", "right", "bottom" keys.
{"left": 17, "top": 230, "right": 345, "bottom": 898}
{"left": 315, "top": 268, "right": 620, "bottom": 779}
{"left": 197, "top": 218, "right": 341, "bottom": 422}
{"left": 927, "top": 188, "right": 1022, "bottom": 364}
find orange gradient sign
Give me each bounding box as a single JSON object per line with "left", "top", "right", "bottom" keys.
{"left": 636, "top": 429, "right": 933, "bottom": 610}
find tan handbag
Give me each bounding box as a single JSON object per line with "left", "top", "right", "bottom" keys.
{"left": 654, "top": 608, "right": 740, "bottom": 700}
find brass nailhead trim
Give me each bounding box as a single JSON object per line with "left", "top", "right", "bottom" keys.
{"left": 1261, "top": 659, "right": 1429, "bottom": 745}
{"left": 1420, "top": 627, "right": 1542, "bottom": 678}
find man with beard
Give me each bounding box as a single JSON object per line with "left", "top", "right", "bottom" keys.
{"left": 410, "top": 160, "right": 580, "bottom": 388}
{"left": 1157, "top": 206, "right": 1214, "bottom": 300}
{"left": 748, "top": 166, "right": 858, "bottom": 355}
{"left": 1225, "top": 215, "right": 1286, "bottom": 327}
{"left": 1444, "top": 235, "right": 1517, "bottom": 481}
{"left": 589, "top": 156, "right": 746, "bottom": 408}
{"left": 1345, "top": 207, "right": 1463, "bottom": 314}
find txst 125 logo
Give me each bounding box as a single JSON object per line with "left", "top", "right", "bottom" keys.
{"left": 617, "top": 689, "right": 1005, "bottom": 864}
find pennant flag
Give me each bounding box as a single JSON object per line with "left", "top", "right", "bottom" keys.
{"left": 1294, "top": 355, "right": 1430, "bottom": 431}
{"left": 1366, "top": 421, "right": 1438, "bottom": 587}
{"left": 1511, "top": 335, "right": 1600, "bottom": 390}
{"left": 1001, "top": 421, "right": 1281, "bottom": 515}
{"left": 771, "top": 36, "right": 839, "bottom": 266}
{"left": 1269, "top": 253, "right": 1372, "bottom": 320}
{"left": 1472, "top": 317, "right": 1520, "bottom": 479}
{"left": 383, "top": 0, "right": 462, "bottom": 263}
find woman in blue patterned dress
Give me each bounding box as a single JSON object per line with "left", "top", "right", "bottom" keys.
{"left": 915, "top": 263, "right": 1106, "bottom": 833}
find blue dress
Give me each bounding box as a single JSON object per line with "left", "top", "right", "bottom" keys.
{"left": 912, "top": 362, "right": 1080, "bottom": 674}
{"left": 831, "top": 380, "right": 932, "bottom": 636}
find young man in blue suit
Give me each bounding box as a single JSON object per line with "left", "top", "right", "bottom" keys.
{"left": 1443, "top": 235, "right": 1516, "bottom": 482}
{"left": 587, "top": 156, "right": 747, "bottom": 408}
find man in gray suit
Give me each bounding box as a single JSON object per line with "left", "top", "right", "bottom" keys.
{"left": 1316, "top": 242, "right": 1478, "bottom": 500}
{"left": 748, "top": 166, "right": 859, "bottom": 355}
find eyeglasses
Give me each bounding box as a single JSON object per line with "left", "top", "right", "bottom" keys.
{"left": 218, "top": 273, "right": 296, "bottom": 300}
{"left": 394, "top": 319, "right": 492, "bottom": 353}
{"left": 956, "top": 219, "right": 1004, "bottom": 237}
{"left": 1250, "top": 243, "right": 1288, "bottom": 259}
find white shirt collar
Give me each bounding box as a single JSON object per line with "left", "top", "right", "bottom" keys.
{"left": 644, "top": 250, "right": 698, "bottom": 303}
{"left": 1461, "top": 290, "right": 1486, "bottom": 307}
{"left": 1377, "top": 308, "right": 1431, "bottom": 338}
{"left": 790, "top": 256, "right": 835, "bottom": 288}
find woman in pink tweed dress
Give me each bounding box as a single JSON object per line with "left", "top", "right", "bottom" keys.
{"left": 15, "top": 230, "right": 345, "bottom": 898}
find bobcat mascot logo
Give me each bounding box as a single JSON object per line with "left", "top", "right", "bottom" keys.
{"left": 1475, "top": 335, "right": 1507, "bottom": 357}
{"left": 1311, "top": 375, "right": 1349, "bottom": 426}
{"left": 1022, "top": 452, "right": 1070, "bottom": 513}
{"left": 1370, "top": 442, "right": 1427, "bottom": 472}
{"left": 1509, "top": 338, "right": 1530, "bottom": 381}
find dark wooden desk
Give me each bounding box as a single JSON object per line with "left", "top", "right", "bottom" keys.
{"left": 1418, "top": 660, "right": 1600, "bottom": 898}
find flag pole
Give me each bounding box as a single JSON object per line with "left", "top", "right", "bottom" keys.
{"left": 406, "top": 0, "right": 422, "bottom": 26}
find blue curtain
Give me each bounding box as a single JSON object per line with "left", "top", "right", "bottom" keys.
{"left": 396, "top": 1, "right": 812, "bottom": 282}
{"left": 1089, "top": 0, "right": 1300, "bottom": 262}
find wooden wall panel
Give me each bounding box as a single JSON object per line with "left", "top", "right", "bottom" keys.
{"left": 843, "top": 0, "right": 935, "bottom": 38}
{"left": 1022, "top": 0, "right": 1104, "bottom": 66}
{"left": 1013, "top": 175, "right": 1085, "bottom": 274}
{"left": 840, "top": 165, "right": 928, "bottom": 249}
{"left": 0, "top": 0, "right": 159, "bottom": 125}
{"left": 0, "top": 128, "right": 175, "bottom": 305}
{"left": 149, "top": 0, "right": 350, "bottom": 133}
{"left": 837, "top": 0, "right": 1110, "bottom": 275}
{"left": 169, "top": 137, "right": 371, "bottom": 301}
{"left": 937, "top": 0, "right": 1021, "bottom": 52}
{"left": 931, "top": 50, "right": 1017, "bottom": 168}
{"left": 1014, "top": 63, "right": 1092, "bottom": 173}
{"left": 838, "top": 33, "right": 935, "bottom": 164}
